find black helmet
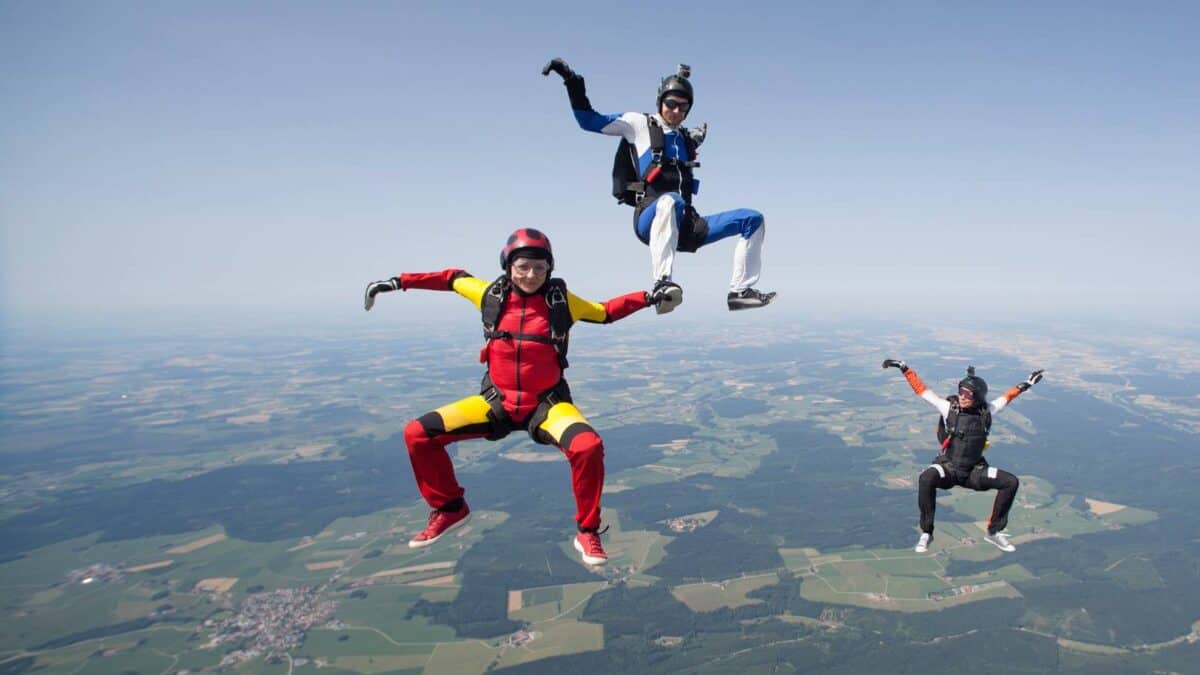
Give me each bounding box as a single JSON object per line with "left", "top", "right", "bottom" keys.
{"left": 500, "top": 228, "right": 554, "bottom": 272}
{"left": 657, "top": 64, "right": 694, "bottom": 109}
{"left": 957, "top": 366, "right": 988, "bottom": 404}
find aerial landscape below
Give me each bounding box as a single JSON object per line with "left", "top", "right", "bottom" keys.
{"left": 2, "top": 321, "right": 1198, "bottom": 673}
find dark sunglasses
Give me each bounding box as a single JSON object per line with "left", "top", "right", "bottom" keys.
{"left": 662, "top": 98, "right": 691, "bottom": 112}
{"left": 958, "top": 388, "right": 977, "bottom": 399}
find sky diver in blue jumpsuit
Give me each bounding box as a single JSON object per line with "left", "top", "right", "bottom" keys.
{"left": 543, "top": 58, "right": 775, "bottom": 312}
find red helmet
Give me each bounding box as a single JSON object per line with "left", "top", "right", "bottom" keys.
{"left": 500, "top": 228, "right": 554, "bottom": 271}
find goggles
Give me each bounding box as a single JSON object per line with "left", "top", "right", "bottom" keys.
{"left": 662, "top": 97, "right": 691, "bottom": 112}
{"left": 511, "top": 259, "right": 550, "bottom": 274}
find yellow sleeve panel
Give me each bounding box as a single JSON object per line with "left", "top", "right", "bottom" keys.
{"left": 566, "top": 291, "right": 608, "bottom": 325}
{"left": 451, "top": 276, "right": 490, "bottom": 310}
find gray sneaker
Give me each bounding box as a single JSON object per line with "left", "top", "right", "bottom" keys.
{"left": 651, "top": 279, "right": 684, "bottom": 315}
{"left": 983, "top": 532, "right": 1016, "bottom": 552}
{"left": 727, "top": 288, "right": 776, "bottom": 311}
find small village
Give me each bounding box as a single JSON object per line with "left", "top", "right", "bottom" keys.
{"left": 206, "top": 587, "right": 336, "bottom": 667}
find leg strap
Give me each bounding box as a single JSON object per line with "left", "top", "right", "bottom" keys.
{"left": 479, "top": 373, "right": 513, "bottom": 440}
{"left": 676, "top": 206, "right": 709, "bottom": 253}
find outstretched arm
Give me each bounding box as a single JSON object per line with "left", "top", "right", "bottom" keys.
{"left": 403, "top": 270, "right": 490, "bottom": 309}
{"left": 989, "top": 369, "right": 1044, "bottom": 414}
{"left": 883, "top": 359, "right": 951, "bottom": 418}
{"left": 365, "top": 269, "right": 489, "bottom": 311}
{"left": 567, "top": 290, "right": 650, "bottom": 324}
{"left": 543, "top": 56, "right": 637, "bottom": 139}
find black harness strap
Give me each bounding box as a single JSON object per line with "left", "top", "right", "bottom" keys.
{"left": 938, "top": 396, "right": 961, "bottom": 450}
{"left": 481, "top": 278, "right": 508, "bottom": 335}
{"left": 479, "top": 373, "right": 512, "bottom": 441}
{"left": 480, "top": 276, "right": 573, "bottom": 368}
{"left": 613, "top": 115, "right": 666, "bottom": 206}
{"left": 644, "top": 116, "right": 666, "bottom": 183}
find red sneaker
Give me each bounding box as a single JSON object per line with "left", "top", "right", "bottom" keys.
{"left": 573, "top": 530, "right": 608, "bottom": 566}
{"left": 408, "top": 504, "right": 471, "bottom": 548}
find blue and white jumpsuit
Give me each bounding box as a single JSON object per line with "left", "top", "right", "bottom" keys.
{"left": 567, "top": 89, "right": 766, "bottom": 291}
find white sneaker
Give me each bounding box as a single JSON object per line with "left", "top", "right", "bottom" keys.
{"left": 914, "top": 532, "right": 931, "bottom": 553}
{"left": 984, "top": 532, "right": 1016, "bottom": 552}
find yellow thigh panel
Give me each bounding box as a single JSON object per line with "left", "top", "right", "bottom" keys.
{"left": 434, "top": 395, "right": 493, "bottom": 433}
{"left": 537, "top": 402, "right": 590, "bottom": 444}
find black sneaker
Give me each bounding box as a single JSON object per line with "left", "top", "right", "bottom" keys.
{"left": 727, "top": 288, "right": 776, "bottom": 311}
{"left": 651, "top": 279, "right": 684, "bottom": 315}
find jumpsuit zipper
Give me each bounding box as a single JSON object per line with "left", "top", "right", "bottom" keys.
{"left": 513, "top": 296, "right": 526, "bottom": 414}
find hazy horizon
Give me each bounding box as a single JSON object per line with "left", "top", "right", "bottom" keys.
{"left": 3, "top": 2, "right": 1198, "bottom": 337}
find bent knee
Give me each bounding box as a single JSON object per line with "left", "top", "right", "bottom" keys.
{"left": 744, "top": 211, "right": 765, "bottom": 237}
{"left": 988, "top": 466, "right": 1018, "bottom": 489}
{"left": 404, "top": 417, "right": 433, "bottom": 451}
{"left": 918, "top": 466, "right": 943, "bottom": 486}
{"left": 565, "top": 427, "right": 604, "bottom": 459}
{"left": 574, "top": 431, "right": 604, "bottom": 457}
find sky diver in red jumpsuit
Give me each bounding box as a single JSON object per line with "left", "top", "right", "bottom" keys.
{"left": 883, "top": 360, "right": 1044, "bottom": 554}
{"left": 364, "top": 229, "right": 672, "bottom": 566}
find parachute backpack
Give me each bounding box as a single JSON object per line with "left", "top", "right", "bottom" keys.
{"left": 612, "top": 118, "right": 665, "bottom": 206}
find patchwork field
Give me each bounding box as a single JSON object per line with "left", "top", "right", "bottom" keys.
{"left": 2, "top": 326, "right": 1192, "bottom": 673}
{"left": 672, "top": 574, "right": 778, "bottom": 612}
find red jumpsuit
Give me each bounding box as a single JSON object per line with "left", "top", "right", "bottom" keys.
{"left": 400, "top": 269, "right": 648, "bottom": 530}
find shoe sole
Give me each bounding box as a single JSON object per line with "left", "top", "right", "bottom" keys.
{"left": 727, "top": 293, "right": 777, "bottom": 311}
{"left": 408, "top": 512, "right": 472, "bottom": 549}
{"left": 573, "top": 537, "right": 607, "bottom": 566}
{"left": 654, "top": 288, "right": 683, "bottom": 314}
{"left": 728, "top": 303, "right": 769, "bottom": 311}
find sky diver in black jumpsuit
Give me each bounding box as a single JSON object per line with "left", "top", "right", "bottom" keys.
{"left": 883, "top": 360, "right": 1044, "bottom": 554}
{"left": 543, "top": 58, "right": 775, "bottom": 313}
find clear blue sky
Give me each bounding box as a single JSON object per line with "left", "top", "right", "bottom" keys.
{"left": 2, "top": 1, "right": 1197, "bottom": 336}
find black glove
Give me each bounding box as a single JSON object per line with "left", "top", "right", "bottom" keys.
{"left": 687, "top": 122, "right": 708, "bottom": 147}
{"left": 1016, "top": 369, "right": 1044, "bottom": 392}
{"left": 882, "top": 359, "right": 909, "bottom": 373}
{"left": 541, "top": 57, "right": 578, "bottom": 81}
{"left": 364, "top": 278, "right": 400, "bottom": 311}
